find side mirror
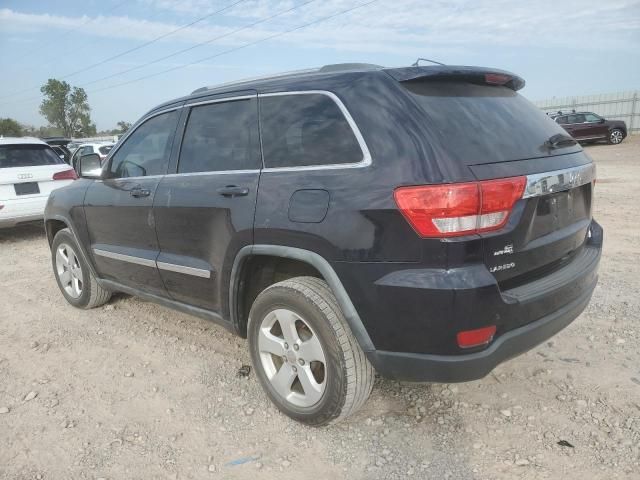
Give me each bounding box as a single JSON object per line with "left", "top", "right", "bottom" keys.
{"left": 599, "top": 118, "right": 605, "bottom": 124}
{"left": 78, "top": 153, "right": 103, "bottom": 179}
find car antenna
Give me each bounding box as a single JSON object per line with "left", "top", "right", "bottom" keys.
{"left": 412, "top": 57, "right": 446, "bottom": 67}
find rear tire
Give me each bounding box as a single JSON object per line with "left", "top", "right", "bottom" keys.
{"left": 608, "top": 128, "right": 624, "bottom": 144}
{"left": 248, "top": 276, "right": 374, "bottom": 426}
{"left": 52, "top": 228, "right": 111, "bottom": 309}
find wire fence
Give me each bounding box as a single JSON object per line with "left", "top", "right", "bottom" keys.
{"left": 534, "top": 90, "right": 639, "bottom": 134}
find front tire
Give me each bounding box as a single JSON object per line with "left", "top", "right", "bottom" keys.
{"left": 608, "top": 128, "right": 625, "bottom": 144}
{"left": 248, "top": 276, "right": 374, "bottom": 426}
{"left": 52, "top": 228, "right": 111, "bottom": 309}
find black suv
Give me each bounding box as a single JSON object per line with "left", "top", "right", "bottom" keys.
{"left": 551, "top": 111, "right": 627, "bottom": 144}
{"left": 44, "top": 64, "right": 602, "bottom": 426}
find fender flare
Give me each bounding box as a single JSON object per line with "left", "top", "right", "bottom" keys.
{"left": 229, "top": 245, "right": 375, "bottom": 353}
{"left": 45, "top": 214, "right": 101, "bottom": 281}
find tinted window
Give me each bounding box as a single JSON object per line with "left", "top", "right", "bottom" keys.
{"left": 403, "top": 81, "right": 580, "bottom": 165}
{"left": 109, "top": 110, "right": 179, "bottom": 178}
{"left": 260, "top": 94, "right": 363, "bottom": 168}
{"left": 584, "top": 113, "right": 601, "bottom": 122}
{"left": 0, "top": 145, "right": 64, "bottom": 168}
{"left": 555, "top": 116, "right": 568, "bottom": 124}
{"left": 99, "top": 145, "right": 113, "bottom": 155}
{"left": 178, "top": 99, "right": 260, "bottom": 173}
{"left": 566, "top": 114, "right": 586, "bottom": 124}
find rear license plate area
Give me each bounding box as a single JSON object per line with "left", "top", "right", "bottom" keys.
{"left": 14, "top": 182, "right": 40, "bottom": 195}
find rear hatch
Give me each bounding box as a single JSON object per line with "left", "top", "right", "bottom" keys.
{"left": 0, "top": 144, "right": 74, "bottom": 200}
{"left": 389, "top": 66, "right": 594, "bottom": 287}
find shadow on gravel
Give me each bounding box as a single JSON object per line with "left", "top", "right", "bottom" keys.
{"left": 0, "top": 222, "right": 46, "bottom": 243}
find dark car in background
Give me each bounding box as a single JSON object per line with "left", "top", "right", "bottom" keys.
{"left": 44, "top": 63, "right": 601, "bottom": 426}
{"left": 42, "top": 137, "right": 72, "bottom": 164}
{"left": 551, "top": 111, "right": 627, "bottom": 144}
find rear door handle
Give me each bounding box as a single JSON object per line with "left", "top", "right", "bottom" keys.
{"left": 130, "top": 187, "right": 151, "bottom": 198}
{"left": 217, "top": 185, "right": 249, "bottom": 197}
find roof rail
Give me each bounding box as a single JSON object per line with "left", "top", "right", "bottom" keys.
{"left": 191, "top": 67, "right": 320, "bottom": 94}
{"left": 191, "top": 63, "right": 383, "bottom": 94}
{"left": 318, "top": 63, "right": 382, "bottom": 72}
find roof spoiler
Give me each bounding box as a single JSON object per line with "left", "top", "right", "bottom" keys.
{"left": 385, "top": 65, "right": 525, "bottom": 91}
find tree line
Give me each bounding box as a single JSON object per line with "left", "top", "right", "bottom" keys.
{"left": 0, "top": 79, "right": 131, "bottom": 138}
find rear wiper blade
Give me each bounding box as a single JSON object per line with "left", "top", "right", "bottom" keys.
{"left": 543, "top": 133, "right": 577, "bottom": 149}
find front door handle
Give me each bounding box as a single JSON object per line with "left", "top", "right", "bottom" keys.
{"left": 130, "top": 187, "right": 151, "bottom": 198}
{"left": 217, "top": 185, "right": 249, "bottom": 197}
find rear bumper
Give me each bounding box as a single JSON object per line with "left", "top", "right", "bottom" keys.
{"left": 367, "top": 281, "right": 595, "bottom": 382}
{"left": 0, "top": 196, "right": 47, "bottom": 228}
{"left": 359, "top": 219, "right": 602, "bottom": 382}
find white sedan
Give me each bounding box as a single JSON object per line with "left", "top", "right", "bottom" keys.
{"left": 0, "top": 137, "right": 77, "bottom": 228}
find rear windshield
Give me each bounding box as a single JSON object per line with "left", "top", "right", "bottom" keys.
{"left": 99, "top": 145, "right": 113, "bottom": 155}
{"left": 403, "top": 81, "right": 581, "bottom": 165}
{"left": 0, "top": 144, "right": 64, "bottom": 168}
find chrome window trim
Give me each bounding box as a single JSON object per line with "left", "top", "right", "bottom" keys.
{"left": 93, "top": 248, "right": 156, "bottom": 268}
{"left": 157, "top": 261, "right": 211, "bottom": 279}
{"left": 186, "top": 94, "right": 256, "bottom": 108}
{"left": 258, "top": 90, "right": 372, "bottom": 172}
{"left": 523, "top": 163, "right": 595, "bottom": 199}
{"left": 165, "top": 169, "right": 260, "bottom": 178}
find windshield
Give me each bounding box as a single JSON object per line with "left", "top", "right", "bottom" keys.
{"left": 403, "top": 81, "right": 582, "bottom": 165}
{"left": 0, "top": 144, "right": 65, "bottom": 168}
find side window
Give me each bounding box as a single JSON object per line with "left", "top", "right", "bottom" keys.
{"left": 81, "top": 146, "right": 93, "bottom": 155}
{"left": 584, "top": 113, "right": 601, "bottom": 122}
{"left": 108, "top": 110, "right": 179, "bottom": 179}
{"left": 260, "top": 93, "right": 363, "bottom": 168}
{"left": 567, "top": 114, "right": 586, "bottom": 124}
{"left": 178, "top": 99, "right": 260, "bottom": 173}
{"left": 555, "top": 116, "right": 568, "bottom": 124}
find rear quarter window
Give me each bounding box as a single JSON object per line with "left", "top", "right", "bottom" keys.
{"left": 0, "top": 145, "right": 64, "bottom": 168}
{"left": 260, "top": 93, "right": 363, "bottom": 168}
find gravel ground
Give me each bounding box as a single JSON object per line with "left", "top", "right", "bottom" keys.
{"left": 1, "top": 137, "right": 639, "bottom": 480}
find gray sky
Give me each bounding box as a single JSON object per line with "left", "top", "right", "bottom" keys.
{"left": 1, "top": 0, "right": 639, "bottom": 130}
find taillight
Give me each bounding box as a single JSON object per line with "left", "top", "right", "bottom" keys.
{"left": 394, "top": 176, "right": 526, "bottom": 238}
{"left": 52, "top": 169, "right": 78, "bottom": 181}
{"left": 484, "top": 73, "right": 511, "bottom": 85}
{"left": 457, "top": 325, "right": 497, "bottom": 348}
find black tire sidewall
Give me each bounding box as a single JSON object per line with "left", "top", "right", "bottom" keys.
{"left": 51, "top": 229, "right": 93, "bottom": 308}
{"left": 248, "top": 284, "right": 348, "bottom": 426}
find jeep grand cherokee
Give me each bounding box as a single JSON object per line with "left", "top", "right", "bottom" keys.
{"left": 44, "top": 63, "right": 602, "bottom": 426}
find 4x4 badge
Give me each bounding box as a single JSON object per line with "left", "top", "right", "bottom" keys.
{"left": 493, "top": 244, "right": 514, "bottom": 256}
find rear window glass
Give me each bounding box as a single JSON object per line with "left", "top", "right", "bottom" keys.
{"left": 99, "top": 145, "right": 113, "bottom": 155}
{"left": 260, "top": 94, "right": 363, "bottom": 168}
{"left": 403, "top": 81, "right": 580, "bottom": 165}
{"left": 0, "top": 145, "right": 64, "bottom": 168}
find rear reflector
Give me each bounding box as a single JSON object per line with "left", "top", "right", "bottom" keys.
{"left": 394, "top": 176, "right": 526, "bottom": 237}
{"left": 52, "top": 169, "right": 78, "bottom": 181}
{"left": 457, "top": 325, "right": 497, "bottom": 348}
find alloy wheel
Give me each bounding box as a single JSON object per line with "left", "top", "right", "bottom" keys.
{"left": 55, "top": 243, "right": 83, "bottom": 298}
{"left": 258, "top": 308, "right": 327, "bottom": 408}
{"left": 610, "top": 130, "right": 623, "bottom": 144}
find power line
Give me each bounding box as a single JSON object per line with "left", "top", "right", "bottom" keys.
{"left": 60, "top": 0, "right": 251, "bottom": 80}
{"left": 12, "top": 0, "right": 129, "bottom": 62}
{"left": 0, "top": 0, "right": 251, "bottom": 100}
{"left": 87, "top": 0, "right": 379, "bottom": 96}
{"left": 0, "top": 0, "right": 378, "bottom": 109}
{"left": 81, "top": 0, "right": 319, "bottom": 88}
